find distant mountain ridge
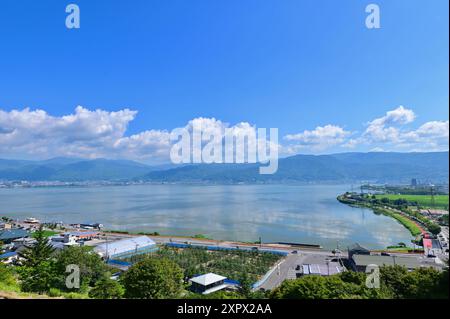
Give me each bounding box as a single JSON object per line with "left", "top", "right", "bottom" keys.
{"left": 142, "top": 152, "right": 449, "bottom": 184}
{"left": 0, "top": 158, "right": 154, "bottom": 181}
{"left": 0, "top": 152, "right": 448, "bottom": 183}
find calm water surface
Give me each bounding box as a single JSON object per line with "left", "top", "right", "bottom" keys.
{"left": 0, "top": 184, "right": 413, "bottom": 249}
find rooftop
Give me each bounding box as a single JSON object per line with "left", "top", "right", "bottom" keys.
{"left": 0, "top": 251, "right": 18, "bottom": 259}
{"left": 352, "top": 254, "right": 422, "bottom": 269}
{"left": 302, "top": 263, "right": 342, "bottom": 276}
{"left": 0, "top": 229, "right": 29, "bottom": 241}
{"left": 348, "top": 243, "right": 370, "bottom": 253}
{"left": 94, "top": 236, "right": 156, "bottom": 257}
{"left": 64, "top": 231, "right": 99, "bottom": 237}
{"left": 190, "top": 273, "right": 227, "bottom": 286}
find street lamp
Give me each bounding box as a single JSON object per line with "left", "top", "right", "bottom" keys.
{"left": 326, "top": 259, "right": 330, "bottom": 276}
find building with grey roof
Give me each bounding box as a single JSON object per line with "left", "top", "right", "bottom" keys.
{"left": 351, "top": 254, "right": 423, "bottom": 272}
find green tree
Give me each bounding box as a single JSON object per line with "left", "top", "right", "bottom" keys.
{"left": 427, "top": 223, "right": 441, "bottom": 235}
{"left": 270, "top": 275, "right": 362, "bottom": 299}
{"left": 237, "top": 272, "right": 253, "bottom": 297}
{"left": 89, "top": 276, "right": 124, "bottom": 299}
{"left": 18, "top": 225, "right": 56, "bottom": 268}
{"left": 380, "top": 265, "right": 448, "bottom": 299}
{"left": 121, "top": 257, "right": 183, "bottom": 299}
{"left": 16, "top": 225, "right": 58, "bottom": 293}
{"left": 19, "top": 260, "right": 57, "bottom": 293}
{"left": 54, "top": 246, "right": 108, "bottom": 291}
{"left": 0, "top": 263, "right": 17, "bottom": 287}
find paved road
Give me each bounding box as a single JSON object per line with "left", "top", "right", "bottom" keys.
{"left": 257, "top": 252, "right": 345, "bottom": 290}
{"left": 258, "top": 254, "right": 305, "bottom": 290}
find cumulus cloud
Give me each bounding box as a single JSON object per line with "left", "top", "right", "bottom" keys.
{"left": 0, "top": 105, "right": 447, "bottom": 162}
{"left": 362, "top": 106, "right": 415, "bottom": 144}
{"left": 0, "top": 106, "right": 139, "bottom": 159}
{"left": 356, "top": 106, "right": 448, "bottom": 151}
{"left": 283, "top": 125, "right": 351, "bottom": 152}
{"left": 0, "top": 107, "right": 279, "bottom": 163}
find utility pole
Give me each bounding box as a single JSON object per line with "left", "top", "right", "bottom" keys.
{"left": 430, "top": 185, "right": 436, "bottom": 208}
{"left": 105, "top": 233, "right": 109, "bottom": 261}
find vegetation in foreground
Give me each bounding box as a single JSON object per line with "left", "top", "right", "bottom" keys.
{"left": 270, "top": 265, "right": 449, "bottom": 299}
{"left": 1, "top": 226, "right": 448, "bottom": 299}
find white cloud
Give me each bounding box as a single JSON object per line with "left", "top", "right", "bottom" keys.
{"left": 362, "top": 106, "right": 415, "bottom": 144}
{"left": 0, "top": 106, "right": 138, "bottom": 159}
{"left": 0, "top": 105, "right": 447, "bottom": 162}
{"left": 357, "top": 106, "right": 448, "bottom": 151}
{"left": 0, "top": 107, "right": 280, "bottom": 163}
{"left": 369, "top": 105, "right": 416, "bottom": 127}
{"left": 284, "top": 125, "right": 351, "bottom": 152}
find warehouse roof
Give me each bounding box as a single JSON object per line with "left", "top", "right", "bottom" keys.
{"left": 352, "top": 254, "right": 422, "bottom": 269}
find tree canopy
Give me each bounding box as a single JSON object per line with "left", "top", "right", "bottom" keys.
{"left": 121, "top": 257, "right": 184, "bottom": 299}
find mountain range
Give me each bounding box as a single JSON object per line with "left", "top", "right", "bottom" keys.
{"left": 0, "top": 152, "right": 448, "bottom": 184}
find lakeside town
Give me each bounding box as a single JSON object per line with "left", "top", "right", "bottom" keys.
{"left": 1, "top": 185, "right": 448, "bottom": 299}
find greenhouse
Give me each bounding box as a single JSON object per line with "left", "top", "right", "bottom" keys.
{"left": 94, "top": 236, "right": 158, "bottom": 260}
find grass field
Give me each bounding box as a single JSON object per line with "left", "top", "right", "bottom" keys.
{"left": 375, "top": 194, "right": 449, "bottom": 210}
{"left": 31, "top": 230, "right": 59, "bottom": 238}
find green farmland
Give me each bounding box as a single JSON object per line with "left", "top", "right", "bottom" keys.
{"left": 126, "top": 246, "right": 283, "bottom": 283}
{"left": 375, "top": 194, "right": 449, "bottom": 210}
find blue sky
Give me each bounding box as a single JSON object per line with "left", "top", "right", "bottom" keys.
{"left": 0, "top": 0, "right": 448, "bottom": 162}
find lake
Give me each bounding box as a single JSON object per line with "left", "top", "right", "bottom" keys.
{"left": 0, "top": 184, "right": 413, "bottom": 249}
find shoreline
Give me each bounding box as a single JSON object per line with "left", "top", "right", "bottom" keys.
{"left": 336, "top": 194, "right": 431, "bottom": 240}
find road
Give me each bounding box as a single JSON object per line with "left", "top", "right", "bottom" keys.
{"left": 257, "top": 252, "right": 346, "bottom": 290}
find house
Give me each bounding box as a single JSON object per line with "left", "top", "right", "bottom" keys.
{"left": 347, "top": 243, "right": 371, "bottom": 260}
{"left": 63, "top": 231, "right": 99, "bottom": 241}
{"left": 0, "top": 222, "right": 12, "bottom": 230}
{"left": 189, "top": 273, "right": 229, "bottom": 295}
{"left": 50, "top": 234, "right": 80, "bottom": 250}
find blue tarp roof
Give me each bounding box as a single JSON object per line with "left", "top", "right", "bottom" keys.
{"left": 0, "top": 251, "right": 18, "bottom": 259}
